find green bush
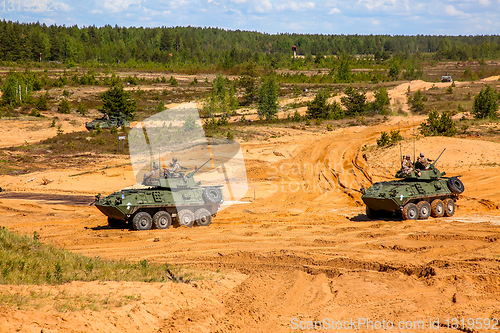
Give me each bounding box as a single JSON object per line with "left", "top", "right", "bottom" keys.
{"left": 169, "top": 76, "right": 178, "bottom": 86}
{"left": 57, "top": 99, "right": 71, "bottom": 114}
{"left": 29, "top": 109, "right": 41, "bottom": 117}
{"left": 472, "top": 86, "right": 498, "bottom": 119}
{"left": 76, "top": 102, "right": 87, "bottom": 115}
{"left": 377, "top": 130, "right": 403, "bottom": 147}
{"left": 35, "top": 95, "right": 49, "bottom": 110}
{"left": 372, "top": 87, "right": 390, "bottom": 114}
{"left": 341, "top": 86, "right": 367, "bottom": 116}
{"left": 420, "top": 110, "right": 457, "bottom": 137}
{"left": 408, "top": 89, "right": 427, "bottom": 112}
{"left": 306, "top": 89, "right": 331, "bottom": 119}
{"left": 289, "top": 110, "right": 302, "bottom": 122}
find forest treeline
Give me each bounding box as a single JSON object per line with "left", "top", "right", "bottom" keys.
{"left": 1, "top": 20, "right": 500, "bottom": 70}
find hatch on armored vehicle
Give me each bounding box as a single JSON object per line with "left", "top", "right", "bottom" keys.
{"left": 361, "top": 149, "right": 464, "bottom": 220}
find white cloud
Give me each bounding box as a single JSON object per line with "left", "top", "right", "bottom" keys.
{"left": 230, "top": 0, "right": 247, "bottom": 3}
{"left": 168, "top": 0, "right": 190, "bottom": 10}
{"left": 478, "top": 0, "right": 491, "bottom": 5}
{"left": 357, "top": 0, "right": 396, "bottom": 10}
{"left": 328, "top": 7, "right": 341, "bottom": 14}
{"left": 275, "top": 2, "right": 315, "bottom": 11}
{"left": 90, "top": 9, "right": 103, "bottom": 14}
{"left": 54, "top": 2, "right": 71, "bottom": 12}
{"left": 103, "top": 0, "right": 142, "bottom": 13}
{"left": 254, "top": 0, "right": 272, "bottom": 13}
{"left": 445, "top": 4, "right": 467, "bottom": 17}
{"left": 372, "top": 19, "right": 380, "bottom": 25}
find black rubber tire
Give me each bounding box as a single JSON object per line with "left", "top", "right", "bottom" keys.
{"left": 402, "top": 203, "right": 418, "bottom": 220}
{"left": 448, "top": 177, "right": 465, "bottom": 194}
{"left": 430, "top": 199, "right": 445, "bottom": 218}
{"left": 416, "top": 201, "right": 431, "bottom": 219}
{"left": 177, "top": 209, "right": 195, "bottom": 227}
{"left": 443, "top": 198, "right": 455, "bottom": 217}
{"left": 202, "top": 187, "right": 223, "bottom": 204}
{"left": 194, "top": 208, "right": 212, "bottom": 227}
{"left": 132, "top": 211, "right": 153, "bottom": 230}
{"left": 153, "top": 211, "right": 172, "bottom": 229}
{"left": 108, "top": 217, "right": 127, "bottom": 228}
{"left": 365, "top": 206, "right": 380, "bottom": 219}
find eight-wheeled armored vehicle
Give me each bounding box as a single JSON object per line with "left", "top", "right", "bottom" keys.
{"left": 361, "top": 149, "right": 465, "bottom": 220}
{"left": 93, "top": 159, "right": 223, "bottom": 230}
{"left": 85, "top": 113, "right": 130, "bottom": 131}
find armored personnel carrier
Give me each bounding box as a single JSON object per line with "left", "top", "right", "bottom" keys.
{"left": 93, "top": 159, "right": 223, "bottom": 230}
{"left": 361, "top": 149, "right": 464, "bottom": 220}
{"left": 85, "top": 113, "right": 130, "bottom": 131}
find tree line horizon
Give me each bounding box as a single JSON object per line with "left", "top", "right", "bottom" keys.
{"left": 1, "top": 20, "right": 500, "bottom": 69}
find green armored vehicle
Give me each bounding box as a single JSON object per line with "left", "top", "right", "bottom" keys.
{"left": 85, "top": 113, "right": 130, "bottom": 131}
{"left": 93, "top": 159, "right": 223, "bottom": 230}
{"left": 361, "top": 149, "right": 464, "bottom": 220}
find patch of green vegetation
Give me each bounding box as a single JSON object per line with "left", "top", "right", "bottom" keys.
{"left": 377, "top": 130, "right": 403, "bottom": 147}
{"left": 420, "top": 110, "right": 457, "bottom": 137}
{"left": 0, "top": 227, "right": 195, "bottom": 285}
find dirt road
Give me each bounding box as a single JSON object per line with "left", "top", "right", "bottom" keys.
{"left": 1, "top": 81, "right": 500, "bottom": 332}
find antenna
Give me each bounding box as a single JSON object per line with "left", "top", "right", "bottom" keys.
{"left": 399, "top": 143, "right": 402, "bottom": 163}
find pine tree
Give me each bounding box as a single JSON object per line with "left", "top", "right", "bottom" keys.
{"left": 257, "top": 76, "right": 279, "bottom": 120}
{"left": 473, "top": 86, "right": 498, "bottom": 119}
{"left": 100, "top": 82, "right": 137, "bottom": 120}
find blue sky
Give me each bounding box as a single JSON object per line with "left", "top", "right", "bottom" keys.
{"left": 1, "top": 0, "right": 499, "bottom": 35}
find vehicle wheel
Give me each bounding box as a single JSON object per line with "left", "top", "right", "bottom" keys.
{"left": 194, "top": 208, "right": 212, "bottom": 227}
{"left": 365, "top": 206, "right": 380, "bottom": 219}
{"left": 416, "top": 201, "right": 431, "bottom": 219}
{"left": 430, "top": 199, "right": 444, "bottom": 217}
{"left": 443, "top": 198, "right": 455, "bottom": 217}
{"left": 202, "top": 187, "right": 223, "bottom": 204}
{"left": 108, "top": 217, "right": 127, "bottom": 228}
{"left": 447, "top": 177, "right": 465, "bottom": 194}
{"left": 177, "top": 209, "right": 195, "bottom": 227}
{"left": 132, "top": 211, "right": 153, "bottom": 230}
{"left": 402, "top": 203, "right": 418, "bottom": 220}
{"left": 153, "top": 211, "right": 172, "bottom": 229}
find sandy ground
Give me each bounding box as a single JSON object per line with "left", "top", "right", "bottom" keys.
{"left": 1, "top": 80, "right": 500, "bottom": 332}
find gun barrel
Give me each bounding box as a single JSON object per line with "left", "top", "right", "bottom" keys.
{"left": 432, "top": 148, "right": 446, "bottom": 166}
{"left": 191, "top": 158, "right": 213, "bottom": 176}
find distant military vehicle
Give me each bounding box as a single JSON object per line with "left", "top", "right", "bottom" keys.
{"left": 361, "top": 149, "right": 464, "bottom": 220}
{"left": 93, "top": 158, "right": 223, "bottom": 230}
{"left": 85, "top": 113, "right": 130, "bottom": 131}
{"left": 441, "top": 74, "right": 453, "bottom": 82}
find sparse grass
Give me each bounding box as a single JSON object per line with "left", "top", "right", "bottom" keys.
{"left": 0, "top": 289, "right": 132, "bottom": 311}
{"left": 0, "top": 226, "right": 195, "bottom": 285}
{"left": 9, "top": 130, "right": 130, "bottom": 156}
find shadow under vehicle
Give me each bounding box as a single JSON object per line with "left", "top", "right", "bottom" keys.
{"left": 361, "top": 149, "right": 465, "bottom": 220}
{"left": 93, "top": 159, "right": 224, "bottom": 230}
{"left": 85, "top": 113, "right": 130, "bottom": 131}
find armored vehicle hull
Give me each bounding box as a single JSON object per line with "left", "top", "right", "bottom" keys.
{"left": 361, "top": 158, "right": 464, "bottom": 220}
{"left": 85, "top": 115, "right": 130, "bottom": 130}
{"left": 94, "top": 160, "right": 224, "bottom": 230}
